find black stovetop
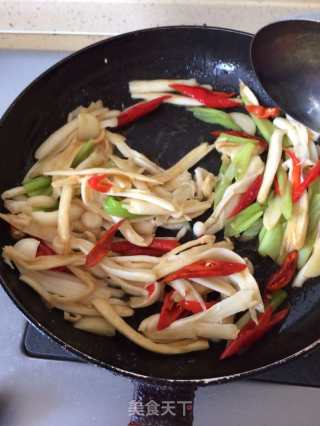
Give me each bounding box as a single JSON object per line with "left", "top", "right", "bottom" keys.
{"left": 23, "top": 323, "right": 320, "bottom": 387}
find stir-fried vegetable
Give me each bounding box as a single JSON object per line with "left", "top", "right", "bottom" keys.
{"left": 88, "top": 175, "right": 113, "bottom": 193}
{"left": 162, "top": 259, "right": 247, "bottom": 283}
{"left": 170, "top": 83, "right": 240, "bottom": 109}
{"left": 72, "top": 141, "right": 94, "bottom": 168}
{"left": 258, "top": 222, "right": 285, "bottom": 262}
{"left": 265, "top": 251, "right": 298, "bottom": 292}
{"left": 111, "top": 238, "right": 179, "bottom": 256}
{"left": 103, "top": 196, "right": 137, "bottom": 219}
{"left": 189, "top": 107, "right": 241, "bottom": 129}
{"left": 220, "top": 305, "right": 288, "bottom": 360}
{"left": 240, "top": 83, "right": 275, "bottom": 142}
{"left": 293, "top": 161, "right": 320, "bottom": 203}
{"left": 245, "top": 105, "right": 280, "bottom": 119}
{"left": 228, "top": 175, "right": 263, "bottom": 218}
{"left": 2, "top": 78, "right": 317, "bottom": 360}
{"left": 225, "top": 202, "right": 264, "bottom": 237}
{"left": 212, "top": 130, "right": 267, "bottom": 151}
{"left": 213, "top": 159, "right": 236, "bottom": 208}
{"left": 117, "top": 95, "right": 170, "bottom": 127}
{"left": 23, "top": 176, "right": 52, "bottom": 196}
{"left": 86, "top": 221, "right": 124, "bottom": 267}
{"left": 233, "top": 142, "right": 256, "bottom": 179}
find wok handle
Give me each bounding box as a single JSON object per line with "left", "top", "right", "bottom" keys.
{"left": 128, "top": 381, "right": 197, "bottom": 426}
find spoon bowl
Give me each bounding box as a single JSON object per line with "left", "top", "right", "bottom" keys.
{"left": 251, "top": 19, "right": 320, "bottom": 132}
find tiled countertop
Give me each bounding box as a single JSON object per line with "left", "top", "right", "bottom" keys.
{"left": 0, "top": 0, "right": 319, "bottom": 50}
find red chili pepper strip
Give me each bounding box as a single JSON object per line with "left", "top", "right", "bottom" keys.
{"left": 36, "top": 241, "right": 68, "bottom": 273}
{"left": 162, "top": 259, "right": 247, "bottom": 284}
{"left": 228, "top": 175, "right": 263, "bottom": 218}
{"left": 245, "top": 105, "right": 281, "bottom": 119}
{"left": 86, "top": 220, "right": 124, "bottom": 268}
{"left": 88, "top": 175, "right": 113, "bottom": 193}
{"left": 178, "top": 300, "right": 216, "bottom": 314}
{"left": 157, "top": 291, "right": 185, "bottom": 330}
{"left": 111, "top": 238, "right": 179, "bottom": 257}
{"left": 266, "top": 251, "right": 298, "bottom": 292}
{"left": 220, "top": 307, "right": 273, "bottom": 360}
{"left": 211, "top": 130, "right": 268, "bottom": 150}
{"left": 146, "top": 283, "right": 155, "bottom": 297}
{"left": 117, "top": 95, "right": 171, "bottom": 127}
{"left": 268, "top": 307, "right": 289, "bottom": 327}
{"left": 220, "top": 305, "right": 289, "bottom": 360}
{"left": 293, "top": 161, "right": 320, "bottom": 203}
{"left": 285, "top": 150, "right": 302, "bottom": 202}
{"left": 273, "top": 175, "right": 281, "bottom": 196}
{"left": 170, "top": 83, "right": 240, "bottom": 109}
{"left": 170, "top": 83, "right": 235, "bottom": 98}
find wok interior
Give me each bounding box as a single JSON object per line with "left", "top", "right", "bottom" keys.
{"left": 0, "top": 26, "right": 320, "bottom": 381}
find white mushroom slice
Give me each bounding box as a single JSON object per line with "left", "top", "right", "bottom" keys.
{"left": 3, "top": 246, "right": 85, "bottom": 271}
{"left": 1, "top": 186, "right": 25, "bottom": 200}
{"left": 170, "top": 279, "right": 206, "bottom": 310}
{"left": 129, "top": 79, "right": 198, "bottom": 93}
{"left": 239, "top": 80, "right": 259, "bottom": 105}
{"left": 73, "top": 317, "right": 115, "bottom": 336}
{"left": 230, "top": 112, "right": 256, "bottom": 135}
{"left": 293, "top": 232, "right": 320, "bottom": 287}
{"left": 57, "top": 184, "right": 73, "bottom": 249}
{"left": 14, "top": 238, "right": 40, "bottom": 259}
{"left": 35, "top": 119, "right": 78, "bottom": 160}
{"left": 257, "top": 129, "right": 284, "bottom": 204}
{"left": 106, "top": 189, "right": 176, "bottom": 212}
{"left": 281, "top": 191, "right": 308, "bottom": 256}
{"left": 106, "top": 130, "right": 163, "bottom": 174}
{"left": 93, "top": 298, "right": 209, "bottom": 355}
{"left": 190, "top": 277, "right": 236, "bottom": 296}
{"left": 129, "top": 281, "right": 162, "bottom": 308}
{"left": 46, "top": 167, "right": 159, "bottom": 184}
{"left": 77, "top": 112, "right": 101, "bottom": 141}
{"left": 131, "top": 92, "right": 203, "bottom": 106}
{"left": 4, "top": 199, "right": 31, "bottom": 215}
{"left": 153, "top": 143, "right": 215, "bottom": 184}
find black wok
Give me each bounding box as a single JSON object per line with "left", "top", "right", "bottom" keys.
{"left": 1, "top": 26, "right": 320, "bottom": 426}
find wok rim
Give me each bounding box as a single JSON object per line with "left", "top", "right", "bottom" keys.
{"left": 1, "top": 24, "right": 319, "bottom": 385}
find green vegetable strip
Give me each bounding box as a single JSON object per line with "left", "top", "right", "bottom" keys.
{"left": 258, "top": 222, "right": 285, "bottom": 262}
{"left": 298, "top": 193, "right": 320, "bottom": 268}
{"left": 308, "top": 177, "right": 320, "bottom": 202}
{"left": 269, "top": 290, "right": 288, "bottom": 311}
{"left": 225, "top": 202, "right": 263, "bottom": 237}
{"left": 259, "top": 225, "right": 267, "bottom": 244}
{"left": 27, "top": 186, "right": 53, "bottom": 197}
{"left": 282, "top": 181, "right": 293, "bottom": 221}
{"left": 232, "top": 142, "right": 255, "bottom": 180}
{"left": 251, "top": 116, "right": 274, "bottom": 142}
{"left": 213, "top": 161, "right": 236, "bottom": 208}
{"left": 241, "top": 218, "right": 263, "bottom": 240}
{"left": 277, "top": 168, "right": 292, "bottom": 220}
{"left": 72, "top": 141, "right": 94, "bottom": 168}
{"left": 216, "top": 133, "right": 259, "bottom": 146}
{"left": 103, "top": 196, "right": 137, "bottom": 219}
{"left": 189, "top": 107, "right": 241, "bottom": 130}
{"left": 23, "top": 176, "right": 52, "bottom": 196}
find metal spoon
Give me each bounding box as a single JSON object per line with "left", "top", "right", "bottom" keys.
{"left": 251, "top": 19, "right": 320, "bottom": 132}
